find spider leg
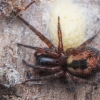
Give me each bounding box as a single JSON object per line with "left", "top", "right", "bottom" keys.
{"left": 22, "top": 70, "right": 64, "bottom": 84}
{"left": 22, "top": 60, "right": 61, "bottom": 73}
{"left": 65, "top": 72, "right": 76, "bottom": 92}
{"left": 58, "top": 17, "right": 64, "bottom": 53}
{"left": 34, "top": 49, "right": 60, "bottom": 58}
{"left": 17, "top": 16, "right": 54, "bottom": 48}
{"left": 17, "top": 43, "right": 60, "bottom": 58}
{"left": 76, "top": 34, "right": 97, "bottom": 51}
{"left": 66, "top": 34, "right": 97, "bottom": 55}
{"left": 17, "top": 43, "right": 43, "bottom": 50}
{"left": 72, "top": 76, "right": 98, "bottom": 86}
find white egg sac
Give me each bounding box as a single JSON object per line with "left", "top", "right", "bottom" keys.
{"left": 49, "top": 0, "right": 86, "bottom": 51}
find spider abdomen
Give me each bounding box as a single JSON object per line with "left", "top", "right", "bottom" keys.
{"left": 67, "top": 47, "right": 100, "bottom": 77}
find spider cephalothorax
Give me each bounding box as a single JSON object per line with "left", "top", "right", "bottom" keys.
{"left": 17, "top": 15, "right": 100, "bottom": 92}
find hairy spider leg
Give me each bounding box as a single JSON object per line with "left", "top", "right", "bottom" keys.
{"left": 65, "top": 72, "right": 76, "bottom": 92}
{"left": 22, "top": 70, "right": 64, "bottom": 84}
{"left": 66, "top": 34, "right": 97, "bottom": 55}
{"left": 17, "top": 43, "right": 42, "bottom": 50}
{"left": 58, "top": 17, "right": 64, "bottom": 53}
{"left": 76, "top": 34, "right": 97, "bottom": 51}
{"left": 17, "top": 16, "right": 54, "bottom": 48}
{"left": 17, "top": 43, "right": 60, "bottom": 58}
{"left": 22, "top": 60, "right": 61, "bottom": 73}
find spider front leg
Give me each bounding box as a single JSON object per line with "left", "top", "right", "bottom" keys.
{"left": 17, "top": 16, "right": 54, "bottom": 49}
{"left": 17, "top": 43, "right": 60, "bottom": 58}
{"left": 17, "top": 16, "right": 65, "bottom": 50}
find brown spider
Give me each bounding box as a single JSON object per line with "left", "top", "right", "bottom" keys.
{"left": 17, "top": 15, "right": 100, "bottom": 92}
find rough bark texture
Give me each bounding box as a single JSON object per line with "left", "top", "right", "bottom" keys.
{"left": 0, "top": 0, "right": 100, "bottom": 100}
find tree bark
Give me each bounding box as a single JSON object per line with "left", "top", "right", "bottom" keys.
{"left": 0, "top": 0, "right": 100, "bottom": 100}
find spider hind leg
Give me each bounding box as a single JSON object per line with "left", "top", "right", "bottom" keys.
{"left": 76, "top": 34, "right": 97, "bottom": 51}
{"left": 72, "top": 76, "right": 98, "bottom": 86}
{"left": 65, "top": 72, "right": 76, "bottom": 92}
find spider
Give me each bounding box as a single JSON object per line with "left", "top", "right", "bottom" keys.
{"left": 17, "top": 15, "right": 100, "bottom": 92}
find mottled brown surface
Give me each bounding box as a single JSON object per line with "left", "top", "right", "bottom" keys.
{"left": 0, "top": 0, "right": 100, "bottom": 100}
{"left": 67, "top": 47, "right": 100, "bottom": 77}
